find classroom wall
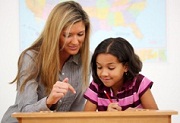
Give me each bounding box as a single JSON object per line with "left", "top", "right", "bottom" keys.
{"left": 0, "top": 0, "right": 180, "bottom": 122}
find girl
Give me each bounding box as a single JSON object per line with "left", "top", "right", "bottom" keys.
{"left": 84, "top": 37, "right": 158, "bottom": 111}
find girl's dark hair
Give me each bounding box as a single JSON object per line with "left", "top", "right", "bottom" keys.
{"left": 91, "top": 37, "right": 142, "bottom": 84}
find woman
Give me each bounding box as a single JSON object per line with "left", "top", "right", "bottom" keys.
{"left": 2, "top": 1, "right": 91, "bottom": 123}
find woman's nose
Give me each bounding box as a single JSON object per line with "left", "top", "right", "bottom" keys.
{"left": 71, "top": 36, "right": 79, "bottom": 44}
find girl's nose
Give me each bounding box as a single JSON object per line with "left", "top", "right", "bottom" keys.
{"left": 101, "top": 69, "right": 108, "bottom": 76}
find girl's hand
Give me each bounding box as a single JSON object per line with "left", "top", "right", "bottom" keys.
{"left": 46, "top": 78, "right": 76, "bottom": 107}
{"left": 107, "top": 103, "right": 122, "bottom": 111}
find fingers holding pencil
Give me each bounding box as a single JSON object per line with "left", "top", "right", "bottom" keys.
{"left": 107, "top": 103, "right": 122, "bottom": 111}
{"left": 104, "top": 90, "right": 122, "bottom": 111}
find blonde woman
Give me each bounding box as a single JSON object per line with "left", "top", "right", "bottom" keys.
{"left": 2, "top": 1, "right": 91, "bottom": 123}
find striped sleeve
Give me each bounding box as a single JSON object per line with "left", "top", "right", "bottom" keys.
{"left": 83, "top": 81, "right": 98, "bottom": 105}
{"left": 138, "top": 76, "right": 153, "bottom": 97}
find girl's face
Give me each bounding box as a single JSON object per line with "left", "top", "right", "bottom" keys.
{"left": 96, "top": 53, "right": 128, "bottom": 90}
{"left": 60, "top": 21, "right": 86, "bottom": 56}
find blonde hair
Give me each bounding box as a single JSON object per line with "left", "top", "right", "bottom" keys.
{"left": 12, "top": 1, "right": 91, "bottom": 94}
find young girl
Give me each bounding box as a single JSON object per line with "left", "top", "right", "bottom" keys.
{"left": 84, "top": 37, "right": 158, "bottom": 111}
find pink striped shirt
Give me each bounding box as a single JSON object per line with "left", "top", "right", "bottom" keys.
{"left": 84, "top": 74, "right": 153, "bottom": 111}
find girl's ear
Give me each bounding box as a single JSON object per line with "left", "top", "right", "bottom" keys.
{"left": 124, "top": 63, "right": 128, "bottom": 72}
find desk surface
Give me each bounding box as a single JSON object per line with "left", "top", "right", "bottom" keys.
{"left": 12, "top": 110, "right": 178, "bottom": 123}
{"left": 12, "top": 110, "right": 178, "bottom": 117}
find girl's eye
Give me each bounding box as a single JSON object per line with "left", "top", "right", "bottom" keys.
{"left": 97, "top": 66, "right": 102, "bottom": 69}
{"left": 108, "top": 67, "right": 115, "bottom": 70}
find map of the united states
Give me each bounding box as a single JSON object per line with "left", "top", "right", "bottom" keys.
{"left": 20, "top": 0, "right": 166, "bottom": 62}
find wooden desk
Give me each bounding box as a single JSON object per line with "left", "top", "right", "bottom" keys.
{"left": 12, "top": 110, "right": 178, "bottom": 123}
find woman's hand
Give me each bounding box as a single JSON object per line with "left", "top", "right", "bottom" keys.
{"left": 46, "top": 78, "right": 76, "bottom": 108}
{"left": 107, "top": 103, "right": 122, "bottom": 111}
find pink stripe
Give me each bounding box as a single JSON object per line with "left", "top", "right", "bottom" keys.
{"left": 97, "top": 98, "right": 112, "bottom": 106}
{"left": 118, "top": 94, "right": 140, "bottom": 106}
{"left": 84, "top": 88, "right": 97, "bottom": 101}
{"left": 138, "top": 77, "right": 151, "bottom": 94}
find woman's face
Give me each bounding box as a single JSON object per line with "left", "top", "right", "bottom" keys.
{"left": 60, "top": 21, "right": 86, "bottom": 56}
{"left": 96, "top": 53, "right": 128, "bottom": 90}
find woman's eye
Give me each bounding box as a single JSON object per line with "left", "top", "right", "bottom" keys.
{"left": 63, "top": 34, "right": 71, "bottom": 38}
{"left": 78, "top": 33, "right": 84, "bottom": 36}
